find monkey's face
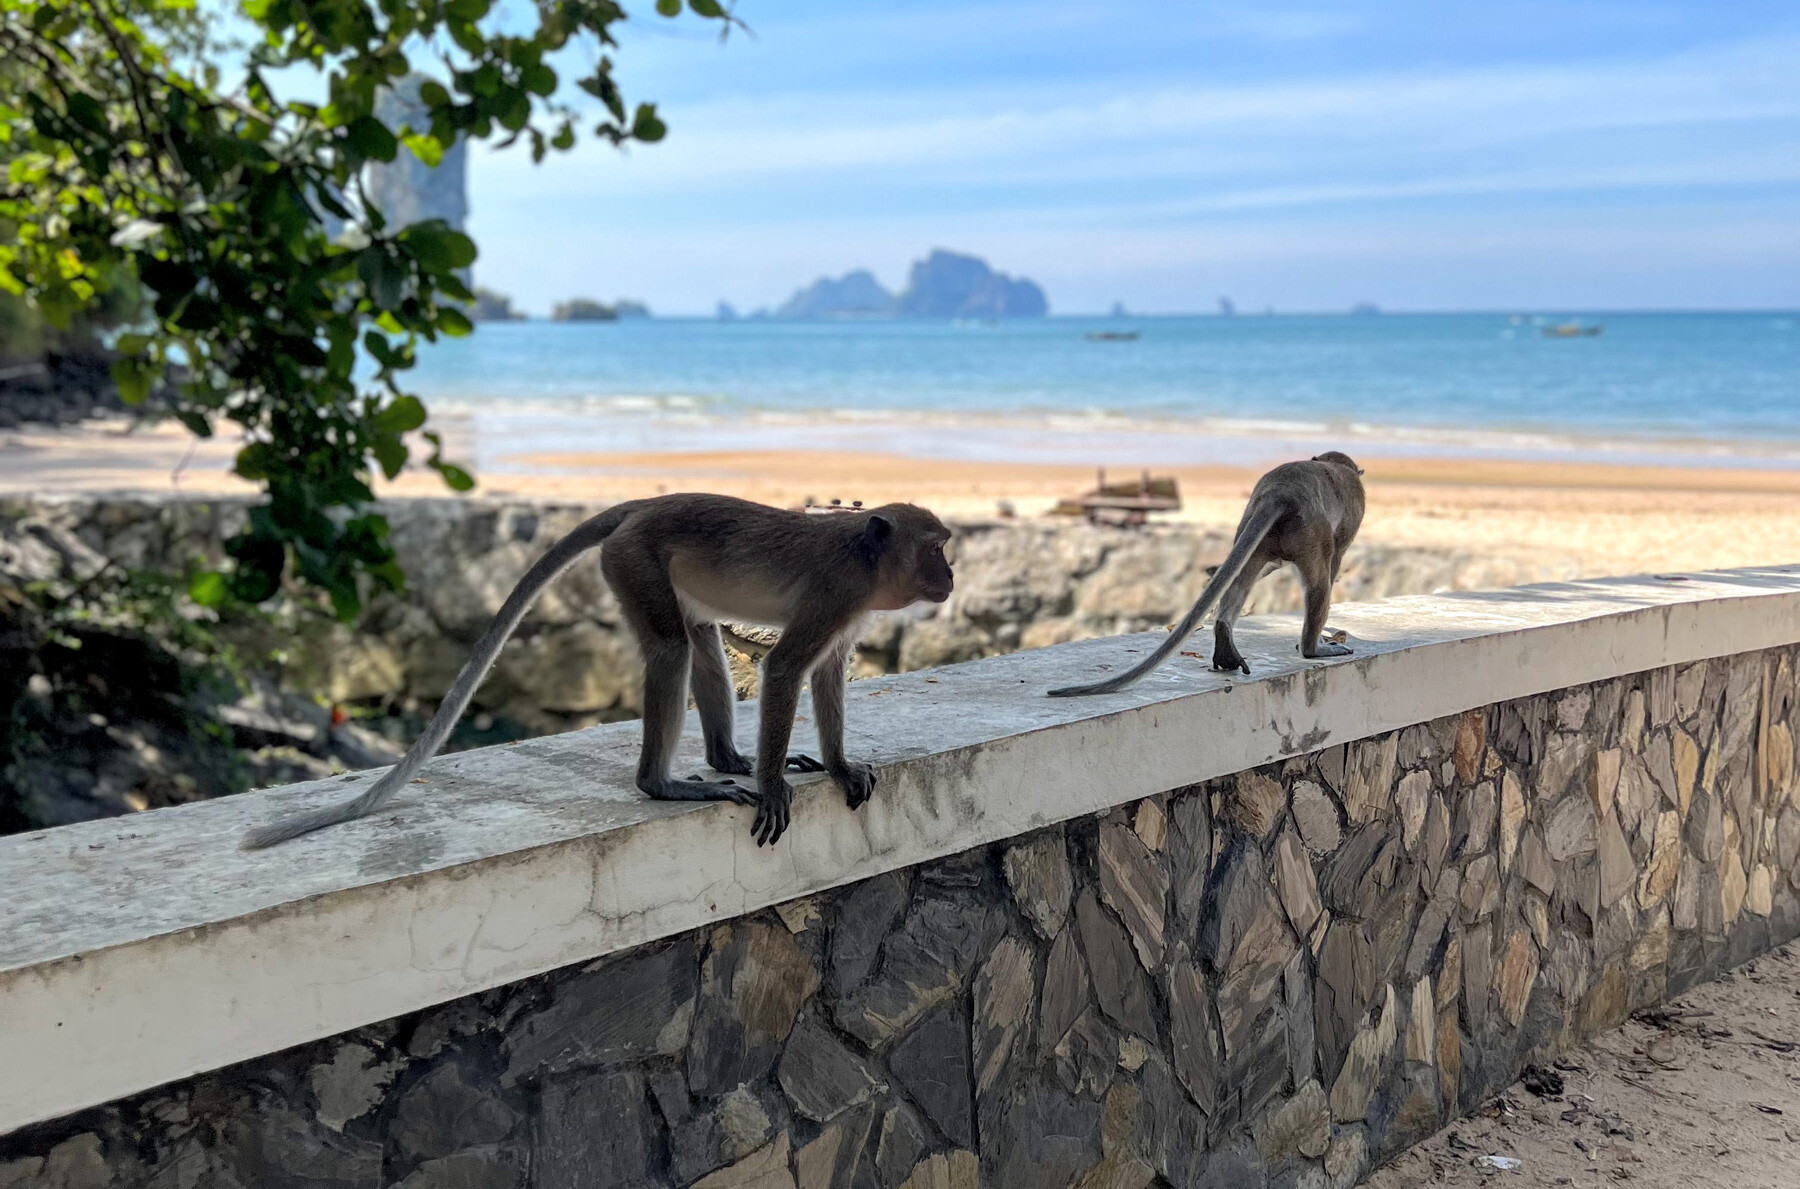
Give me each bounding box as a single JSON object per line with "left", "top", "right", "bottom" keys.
{"left": 865, "top": 505, "right": 955, "bottom": 607}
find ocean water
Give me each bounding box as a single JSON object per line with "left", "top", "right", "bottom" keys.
{"left": 408, "top": 313, "right": 1800, "bottom": 469}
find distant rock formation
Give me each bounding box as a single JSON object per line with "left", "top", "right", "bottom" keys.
{"left": 715, "top": 301, "right": 739, "bottom": 321}
{"left": 613, "top": 300, "right": 651, "bottom": 320}
{"left": 551, "top": 299, "right": 618, "bottom": 323}
{"left": 774, "top": 270, "right": 895, "bottom": 319}
{"left": 896, "top": 249, "right": 1047, "bottom": 318}
{"left": 367, "top": 74, "right": 469, "bottom": 235}
{"left": 768, "top": 251, "right": 1049, "bottom": 320}
{"left": 469, "top": 289, "right": 524, "bottom": 322}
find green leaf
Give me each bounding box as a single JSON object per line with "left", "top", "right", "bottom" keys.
{"left": 373, "top": 394, "right": 427, "bottom": 434}
{"left": 631, "top": 104, "right": 667, "bottom": 143}
{"left": 358, "top": 249, "right": 408, "bottom": 309}
{"left": 402, "top": 132, "right": 444, "bottom": 167}
{"left": 521, "top": 63, "right": 557, "bottom": 96}
{"left": 344, "top": 116, "right": 398, "bottom": 162}
{"left": 372, "top": 432, "right": 408, "bottom": 479}
{"left": 188, "top": 570, "right": 229, "bottom": 607}
{"left": 111, "top": 359, "right": 154, "bottom": 406}
{"left": 656, "top": 0, "right": 681, "bottom": 13}
{"left": 176, "top": 410, "right": 213, "bottom": 439}
{"left": 65, "top": 93, "right": 110, "bottom": 136}
{"left": 419, "top": 80, "right": 451, "bottom": 109}
{"left": 438, "top": 308, "right": 473, "bottom": 336}
{"left": 689, "top": 0, "right": 726, "bottom": 16}
{"left": 431, "top": 459, "right": 476, "bottom": 491}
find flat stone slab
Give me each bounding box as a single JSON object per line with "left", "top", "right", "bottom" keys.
{"left": 4, "top": 565, "right": 1799, "bottom": 1135}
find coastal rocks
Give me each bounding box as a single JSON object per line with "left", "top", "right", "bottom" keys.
{"left": 10, "top": 651, "right": 1800, "bottom": 1189}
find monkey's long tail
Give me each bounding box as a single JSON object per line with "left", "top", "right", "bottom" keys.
{"left": 241, "top": 504, "right": 639, "bottom": 850}
{"left": 1047, "top": 501, "right": 1283, "bottom": 697}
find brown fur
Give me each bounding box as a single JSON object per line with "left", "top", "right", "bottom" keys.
{"left": 243, "top": 495, "right": 953, "bottom": 850}
{"left": 1049, "top": 452, "right": 1364, "bottom": 696}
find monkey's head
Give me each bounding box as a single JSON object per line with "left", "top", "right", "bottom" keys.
{"left": 860, "top": 504, "right": 955, "bottom": 608}
{"left": 1313, "top": 451, "right": 1363, "bottom": 476}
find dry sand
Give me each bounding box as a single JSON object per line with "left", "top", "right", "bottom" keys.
{"left": 5, "top": 420, "right": 1799, "bottom": 579}
{"left": 1368, "top": 943, "right": 1800, "bottom": 1189}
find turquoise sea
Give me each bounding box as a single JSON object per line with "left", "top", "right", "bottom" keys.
{"left": 409, "top": 313, "right": 1800, "bottom": 470}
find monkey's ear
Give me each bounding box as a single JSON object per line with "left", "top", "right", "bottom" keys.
{"left": 856, "top": 514, "right": 894, "bottom": 563}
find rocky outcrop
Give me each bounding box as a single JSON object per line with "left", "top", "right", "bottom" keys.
{"left": 366, "top": 73, "right": 469, "bottom": 236}
{"left": 896, "top": 250, "right": 1047, "bottom": 319}
{"left": 764, "top": 251, "right": 1050, "bottom": 320}
{"left": 774, "top": 270, "right": 895, "bottom": 319}
{"left": 8, "top": 648, "right": 1797, "bottom": 1185}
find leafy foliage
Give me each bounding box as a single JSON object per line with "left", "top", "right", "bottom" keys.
{"left": 0, "top": 0, "right": 732, "bottom": 618}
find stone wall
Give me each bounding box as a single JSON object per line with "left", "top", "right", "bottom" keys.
{"left": 5, "top": 645, "right": 1795, "bottom": 1188}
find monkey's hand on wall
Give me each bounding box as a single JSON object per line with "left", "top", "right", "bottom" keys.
{"left": 831, "top": 760, "right": 877, "bottom": 809}
{"left": 752, "top": 779, "right": 792, "bottom": 846}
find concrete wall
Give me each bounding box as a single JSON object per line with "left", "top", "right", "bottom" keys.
{"left": 3, "top": 641, "right": 1797, "bottom": 1188}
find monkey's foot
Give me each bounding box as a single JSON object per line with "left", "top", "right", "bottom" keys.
{"left": 706, "top": 749, "right": 755, "bottom": 777}
{"left": 645, "top": 776, "right": 759, "bottom": 807}
{"left": 753, "top": 779, "right": 793, "bottom": 847}
{"left": 1211, "top": 651, "right": 1251, "bottom": 675}
{"left": 785, "top": 754, "right": 827, "bottom": 773}
{"left": 1301, "top": 642, "right": 1353, "bottom": 659}
{"left": 833, "top": 761, "right": 877, "bottom": 809}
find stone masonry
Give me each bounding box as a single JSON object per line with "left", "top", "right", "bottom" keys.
{"left": 4, "top": 647, "right": 1796, "bottom": 1188}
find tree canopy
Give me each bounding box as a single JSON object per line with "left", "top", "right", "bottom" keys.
{"left": 0, "top": 0, "right": 730, "bottom": 617}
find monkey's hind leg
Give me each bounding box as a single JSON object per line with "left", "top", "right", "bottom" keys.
{"left": 1297, "top": 544, "right": 1352, "bottom": 660}
{"left": 617, "top": 578, "right": 758, "bottom": 808}
{"left": 1210, "top": 557, "right": 1269, "bottom": 675}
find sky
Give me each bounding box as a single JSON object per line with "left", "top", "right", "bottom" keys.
{"left": 460, "top": 1, "right": 1800, "bottom": 316}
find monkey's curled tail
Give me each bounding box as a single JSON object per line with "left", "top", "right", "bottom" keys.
{"left": 1047, "top": 502, "right": 1283, "bottom": 698}
{"left": 240, "top": 504, "right": 638, "bottom": 850}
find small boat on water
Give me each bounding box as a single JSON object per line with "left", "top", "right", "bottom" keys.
{"left": 1086, "top": 330, "right": 1140, "bottom": 342}
{"left": 1542, "top": 322, "right": 1603, "bottom": 338}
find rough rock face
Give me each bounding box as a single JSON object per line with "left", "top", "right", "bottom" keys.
{"left": 8, "top": 648, "right": 1796, "bottom": 1186}
{"left": 895, "top": 250, "right": 1047, "bottom": 319}
{"left": 773, "top": 270, "right": 895, "bottom": 319}
{"left": 366, "top": 73, "right": 469, "bottom": 236}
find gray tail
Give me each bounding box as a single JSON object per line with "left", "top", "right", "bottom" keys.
{"left": 1047, "top": 502, "right": 1282, "bottom": 698}
{"left": 241, "top": 504, "right": 636, "bottom": 850}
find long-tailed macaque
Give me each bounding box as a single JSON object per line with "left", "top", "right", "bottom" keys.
{"left": 243, "top": 495, "right": 955, "bottom": 849}
{"left": 1049, "top": 452, "right": 1364, "bottom": 696}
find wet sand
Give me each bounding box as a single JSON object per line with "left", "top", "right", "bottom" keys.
{"left": 4, "top": 419, "right": 1799, "bottom": 579}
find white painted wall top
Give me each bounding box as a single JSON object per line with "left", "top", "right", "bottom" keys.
{"left": 5, "top": 566, "right": 1800, "bottom": 1135}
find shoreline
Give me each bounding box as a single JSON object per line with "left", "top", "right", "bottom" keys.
{"left": 417, "top": 404, "right": 1800, "bottom": 475}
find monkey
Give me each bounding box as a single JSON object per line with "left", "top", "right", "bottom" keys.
{"left": 241, "top": 495, "right": 955, "bottom": 851}
{"left": 1048, "top": 451, "right": 1364, "bottom": 697}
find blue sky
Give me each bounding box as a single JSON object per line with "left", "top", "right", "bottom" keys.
{"left": 462, "top": 1, "right": 1800, "bottom": 315}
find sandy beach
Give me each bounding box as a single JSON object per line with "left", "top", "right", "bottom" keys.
{"left": 4, "top": 418, "right": 1799, "bottom": 580}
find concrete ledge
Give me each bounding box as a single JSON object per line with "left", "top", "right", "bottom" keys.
{"left": 4, "top": 565, "right": 1800, "bottom": 1135}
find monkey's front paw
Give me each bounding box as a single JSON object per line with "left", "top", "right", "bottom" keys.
{"left": 785, "top": 753, "right": 826, "bottom": 773}
{"left": 752, "top": 779, "right": 793, "bottom": 846}
{"left": 833, "top": 761, "right": 878, "bottom": 810}
{"left": 1302, "top": 642, "right": 1353, "bottom": 659}
{"left": 1212, "top": 652, "right": 1250, "bottom": 675}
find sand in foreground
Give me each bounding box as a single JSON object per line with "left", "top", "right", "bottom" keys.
{"left": 3, "top": 421, "right": 1799, "bottom": 579}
